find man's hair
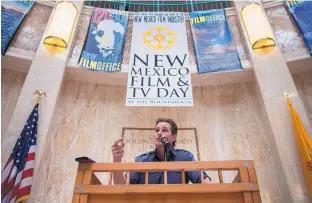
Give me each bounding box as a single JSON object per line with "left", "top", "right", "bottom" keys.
{"left": 155, "top": 118, "right": 178, "bottom": 135}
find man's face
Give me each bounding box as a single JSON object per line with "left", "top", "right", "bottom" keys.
{"left": 154, "top": 122, "right": 176, "bottom": 148}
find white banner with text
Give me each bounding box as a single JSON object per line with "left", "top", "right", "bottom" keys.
{"left": 126, "top": 12, "right": 193, "bottom": 106}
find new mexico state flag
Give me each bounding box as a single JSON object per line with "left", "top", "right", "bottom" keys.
{"left": 286, "top": 95, "right": 312, "bottom": 198}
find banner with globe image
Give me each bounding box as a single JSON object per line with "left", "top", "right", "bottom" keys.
{"left": 78, "top": 8, "right": 129, "bottom": 72}
{"left": 189, "top": 9, "right": 242, "bottom": 74}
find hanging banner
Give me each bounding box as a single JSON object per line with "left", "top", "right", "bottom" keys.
{"left": 189, "top": 9, "right": 242, "bottom": 74}
{"left": 126, "top": 12, "right": 193, "bottom": 106}
{"left": 78, "top": 8, "right": 129, "bottom": 72}
{"left": 285, "top": 0, "right": 312, "bottom": 56}
{"left": 1, "top": 0, "right": 34, "bottom": 56}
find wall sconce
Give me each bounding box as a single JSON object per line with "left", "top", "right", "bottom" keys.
{"left": 241, "top": 3, "right": 276, "bottom": 49}
{"left": 44, "top": 1, "right": 78, "bottom": 48}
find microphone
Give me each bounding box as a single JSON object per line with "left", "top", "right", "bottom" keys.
{"left": 161, "top": 137, "right": 170, "bottom": 147}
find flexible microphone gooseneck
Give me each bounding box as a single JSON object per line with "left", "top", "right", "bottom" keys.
{"left": 161, "top": 137, "right": 169, "bottom": 162}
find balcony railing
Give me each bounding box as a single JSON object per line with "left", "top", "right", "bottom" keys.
{"left": 86, "top": 0, "right": 229, "bottom": 12}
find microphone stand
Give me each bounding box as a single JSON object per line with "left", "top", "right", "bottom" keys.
{"left": 161, "top": 137, "right": 170, "bottom": 162}
{"left": 164, "top": 144, "right": 168, "bottom": 162}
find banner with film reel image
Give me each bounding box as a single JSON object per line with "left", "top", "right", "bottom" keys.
{"left": 126, "top": 12, "right": 193, "bottom": 106}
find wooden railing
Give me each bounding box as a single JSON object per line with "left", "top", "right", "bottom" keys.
{"left": 72, "top": 160, "right": 261, "bottom": 203}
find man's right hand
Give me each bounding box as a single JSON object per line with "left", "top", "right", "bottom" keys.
{"left": 111, "top": 137, "right": 125, "bottom": 162}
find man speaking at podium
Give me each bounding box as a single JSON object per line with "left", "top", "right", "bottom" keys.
{"left": 111, "top": 118, "right": 211, "bottom": 184}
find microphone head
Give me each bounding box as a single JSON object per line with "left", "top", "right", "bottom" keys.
{"left": 161, "top": 137, "right": 170, "bottom": 146}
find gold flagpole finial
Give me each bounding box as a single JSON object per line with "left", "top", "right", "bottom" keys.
{"left": 33, "top": 90, "right": 46, "bottom": 104}
{"left": 284, "top": 91, "right": 289, "bottom": 100}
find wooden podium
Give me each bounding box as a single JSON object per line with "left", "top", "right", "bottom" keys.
{"left": 72, "top": 160, "right": 261, "bottom": 203}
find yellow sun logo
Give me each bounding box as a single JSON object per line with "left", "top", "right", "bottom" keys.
{"left": 144, "top": 26, "right": 175, "bottom": 49}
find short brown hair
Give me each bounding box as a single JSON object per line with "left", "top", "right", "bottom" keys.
{"left": 155, "top": 118, "right": 178, "bottom": 135}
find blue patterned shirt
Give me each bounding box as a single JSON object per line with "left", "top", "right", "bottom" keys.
{"left": 129, "top": 148, "right": 210, "bottom": 184}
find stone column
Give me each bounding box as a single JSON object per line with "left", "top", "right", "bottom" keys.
{"left": 1, "top": 1, "right": 85, "bottom": 201}
{"left": 234, "top": 1, "right": 312, "bottom": 203}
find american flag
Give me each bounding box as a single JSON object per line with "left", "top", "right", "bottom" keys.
{"left": 1, "top": 103, "right": 39, "bottom": 203}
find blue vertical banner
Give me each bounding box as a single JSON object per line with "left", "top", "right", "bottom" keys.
{"left": 1, "top": 0, "right": 34, "bottom": 56}
{"left": 78, "top": 8, "right": 129, "bottom": 72}
{"left": 285, "top": 0, "right": 312, "bottom": 56}
{"left": 189, "top": 9, "right": 242, "bottom": 74}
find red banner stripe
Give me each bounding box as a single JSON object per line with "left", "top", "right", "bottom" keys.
{"left": 1, "top": 175, "right": 10, "bottom": 195}
{"left": 26, "top": 152, "right": 35, "bottom": 161}
{"left": 16, "top": 185, "right": 32, "bottom": 201}
{"left": 21, "top": 168, "right": 33, "bottom": 180}
{"left": 1, "top": 158, "right": 14, "bottom": 185}
{"left": 8, "top": 182, "right": 20, "bottom": 202}
{"left": 1, "top": 176, "right": 16, "bottom": 199}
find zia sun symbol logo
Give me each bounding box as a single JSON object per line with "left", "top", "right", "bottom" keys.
{"left": 144, "top": 26, "right": 175, "bottom": 49}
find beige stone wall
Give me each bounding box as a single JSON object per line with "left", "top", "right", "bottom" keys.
{"left": 293, "top": 71, "right": 312, "bottom": 125}
{"left": 3, "top": 69, "right": 300, "bottom": 203}
{"left": 2, "top": 69, "right": 311, "bottom": 202}
{"left": 1, "top": 69, "right": 27, "bottom": 138}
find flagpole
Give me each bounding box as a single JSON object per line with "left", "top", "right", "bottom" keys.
{"left": 2, "top": 91, "right": 43, "bottom": 203}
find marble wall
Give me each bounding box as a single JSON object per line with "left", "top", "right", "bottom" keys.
{"left": 3, "top": 69, "right": 304, "bottom": 203}
{"left": 293, "top": 71, "right": 312, "bottom": 125}
{"left": 10, "top": 3, "right": 52, "bottom": 53}
{"left": 1, "top": 69, "right": 27, "bottom": 139}
{"left": 266, "top": 5, "right": 307, "bottom": 54}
